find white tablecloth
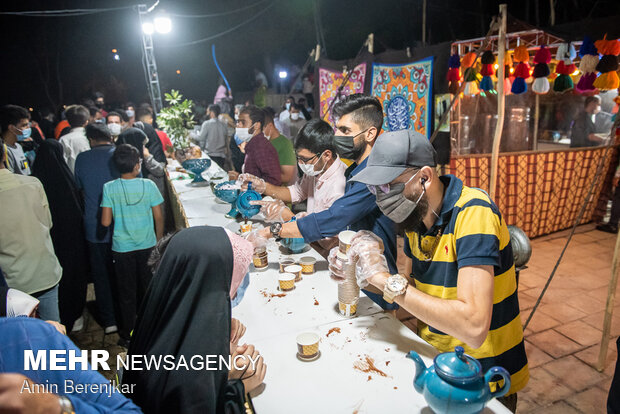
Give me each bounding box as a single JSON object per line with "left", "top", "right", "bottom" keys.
{"left": 166, "top": 159, "right": 510, "bottom": 413}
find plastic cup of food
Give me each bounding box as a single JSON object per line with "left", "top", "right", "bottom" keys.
{"left": 338, "top": 230, "right": 356, "bottom": 254}
{"left": 240, "top": 222, "right": 252, "bottom": 234}
{"left": 278, "top": 273, "right": 296, "bottom": 291}
{"left": 296, "top": 332, "right": 320, "bottom": 360}
{"left": 279, "top": 257, "right": 296, "bottom": 273}
{"left": 252, "top": 247, "right": 268, "bottom": 271}
{"left": 299, "top": 256, "right": 316, "bottom": 274}
{"left": 284, "top": 264, "right": 303, "bottom": 282}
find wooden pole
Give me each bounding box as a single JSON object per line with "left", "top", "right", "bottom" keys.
{"left": 549, "top": 0, "right": 555, "bottom": 26}
{"left": 489, "top": 4, "right": 507, "bottom": 200}
{"left": 367, "top": 33, "right": 374, "bottom": 54}
{"left": 315, "top": 44, "right": 321, "bottom": 61}
{"left": 422, "top": 0, "right": 427, "bottom": 46}
{"left": 533, "top": 94, "right": 540, "bottom": 150}
{"left": 597, "top": 229, "right": 620, "bottom": 371}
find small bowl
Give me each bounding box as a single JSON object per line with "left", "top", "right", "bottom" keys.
{"left": 278, "top": 273, "right": 296, "bottom": 291}
{"left": 296, "top": 332, "right": 320, "bottom": 360}
{"left": 182, "top": 158, "right": 212, "bottom": 184}
{"left": 279, "top": 257, "right": 296, "bottom": 273}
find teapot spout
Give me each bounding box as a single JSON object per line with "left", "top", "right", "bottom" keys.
{"left": 407, "top": 351, "right": 427, "bottom": 394}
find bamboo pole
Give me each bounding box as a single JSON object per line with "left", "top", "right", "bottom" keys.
{"left": 489, "top": 4, "right": 507, "bottom": 200}
{"left": 367, "top": 33, "right": 374, "bottom": 54}
{"left": 597, "top": 226, "right": 620, "bottom": 371}
{"left": 533, "top": 94, "right": 540, "bottom": 150}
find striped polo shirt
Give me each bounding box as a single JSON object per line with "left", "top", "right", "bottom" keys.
{"left": 403, "top": 175, "right": 529, "bottom": 395}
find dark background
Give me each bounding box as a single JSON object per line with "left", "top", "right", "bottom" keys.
{"left": 1, "top": 0, "right": 618, "bottom": 112}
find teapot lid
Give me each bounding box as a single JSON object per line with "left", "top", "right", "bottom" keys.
{"left": 433, "top": 346, "right": 481, "bottom": 384}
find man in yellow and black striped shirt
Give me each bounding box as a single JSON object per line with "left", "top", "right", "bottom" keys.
{"left": 342, "top": 129, "right": 528, "bottom": 412}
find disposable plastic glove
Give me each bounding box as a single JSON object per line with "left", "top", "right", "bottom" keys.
{"left": 237, "top": 173, "right": 266, "bottom": 194}
{"left": 327, "top": 246, "right": 347, "bottom": 283}
{"left": 250, "top": 199, "right": 290, "bottom": 223}
{"left": 347, "top": 230, "right": 389, "bottom": 288}
{"left": 243, "top": 230, "right": 268, "bottom": 250}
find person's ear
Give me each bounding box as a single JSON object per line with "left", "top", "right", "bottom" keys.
{"left": 365, "top": 126, "right": 378, "bottom": 143}
{"left": 419, "top": 166, "right": 434, "bottom": 186}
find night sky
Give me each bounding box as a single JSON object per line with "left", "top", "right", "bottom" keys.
{"left": 1, "top": 0, "right": 618, "bottom": 114}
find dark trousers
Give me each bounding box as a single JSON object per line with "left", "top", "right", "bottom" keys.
{"left": 210, "top": 156, "right": 227, "bottom": 171}
{"left": 610, "top": 183, "right": 620, "bottom": 226}
{"left": 87, "top": 242, "right": 117, "bottom": 327}
{"left": 112, "top": 248, "right": 153, "bottom": 340}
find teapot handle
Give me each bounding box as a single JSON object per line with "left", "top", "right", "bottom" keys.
{"left": 485, "top": 366, "right": 511, "bottom": 399}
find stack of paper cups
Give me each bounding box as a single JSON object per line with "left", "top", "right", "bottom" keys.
{"left": 336, "top": 253, "right": 359, "bottom": 317}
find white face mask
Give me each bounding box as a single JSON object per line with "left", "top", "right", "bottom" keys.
{"left": 234, "top": 114, "right": 239, "bottom": 121}
{"left": 291, "top": 112, "right": 300, "bottom": 121}
{"left": 108, "top": 123, "right": 122, "bottom": 136}
{"left": 285, "top": 103, "right": 291, "bottom": 110}
{"left": 235, "top": 127, "right": 253, "bottom": 142}
{"left": 126, "top": 109, "right": 135, "bottom": 118}
{"left": 298, "top": 153, "right": 325, "bottom": 177}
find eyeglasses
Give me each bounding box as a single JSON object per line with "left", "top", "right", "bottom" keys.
{"left": 296, "top": 153, "right": 320, "bottom": 164}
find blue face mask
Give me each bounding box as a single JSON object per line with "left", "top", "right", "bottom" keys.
{"left": 231, "top": 272, "right": 250, "bottom": 307}
{"left": 234, "top": 133, "right": 244, "bottom": 146}
{"left": 17, "top": 127, "right": 32, "bottom": 141}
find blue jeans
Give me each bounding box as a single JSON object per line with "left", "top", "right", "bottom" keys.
{"left": 32, "top": 284, "right": 60, "bottom": 322}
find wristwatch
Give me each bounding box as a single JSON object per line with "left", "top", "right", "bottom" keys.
{"left": 269, "top": 222, "right": 283, "bottom": 241}
{"left": 383, "top": 274, "right": 408, "bottom": 304}
{"left": 59, "top": 395, "right": 75, "bottom": 414}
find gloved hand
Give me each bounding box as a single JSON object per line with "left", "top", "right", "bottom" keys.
{"left": 250, "top": 199, "right": 290, "bottom": 223}
{"left": 237, "top": 173, "right": 266, "bottom": 194}
{"left": 347, "top": 230, "right": 389, "bottom": 288}
{"left": 294, "top": 211, "right": 309, "bottom": 219}
{"left": 327, "top": 246, "right": 347, "bottom": 283}
{"left": 243, "top": 230, "right": 268, "bottom": 250}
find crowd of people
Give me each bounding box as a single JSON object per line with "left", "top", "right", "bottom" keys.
{"left": 0, "top": 89, "right": 537, "bottom": 413}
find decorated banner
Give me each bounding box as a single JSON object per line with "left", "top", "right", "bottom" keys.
{"left": 370, "top": 57, "right": 433, "bottom": 138}
{"left": 319, "top": 63, "right": 367, "bottom": 126}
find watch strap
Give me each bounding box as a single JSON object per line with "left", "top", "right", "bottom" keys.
{"left": 59, "top": 395, "right": 75, "bottom": 414}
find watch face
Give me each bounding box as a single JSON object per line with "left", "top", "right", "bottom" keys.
{"left": 388, "top": 277, "right": 406, "bottom": 291}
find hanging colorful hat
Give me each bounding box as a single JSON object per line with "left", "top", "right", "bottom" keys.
{"left": 511, "top": 45, "right": 530, "bottom": 94}
{"left": 532, "top": 46, "right": 551, "bottom": 94}
{"left": 553, "top": 42, "right": 577, "bottom": 92}
{"left": 479, "top": 50, "right": 496, "bottom": 91}
{"left": 576, "top": 36, "right": 600, "bottom": 94}
{"left": 461, "top": 51, "right": 479, "bottom": 96}
{"left": 447, "top": 53, "right": 461, "bottom": 95}
{"left": 593, "top": 36, "right": 620, "bottom": 91}
{"left": 503, "top": 51, "right": 513, "bottom": 95}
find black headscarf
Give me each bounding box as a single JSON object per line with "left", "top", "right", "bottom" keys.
{"left": 31, "top": 139, "right": 88, "bottom": 330}
{"left": 134, "top": 121, "right": 166, "bottom": 163}
{"left": 124, "top": 226, "right": 234, "bottom": 414}
{"left": 117, "top": 127, "right": 147, "bottom": 156}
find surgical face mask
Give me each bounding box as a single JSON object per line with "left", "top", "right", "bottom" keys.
{"left": 108, "top": 123, "right": 122, "bottom": 136}
{"left": 374, "top": 171, "right": 424, "bottom": 223}
{"left": 285, "top": 103, "right": 291, "bottom": 110}
{"left": 291, "top": 112, "right": 300, "bottom": 121}
{"left": 234, "top": 114, "right": 239, "bottom": 121}
{"left": 298, "top": 153, "right": 325, "bottom": 176}
{"left": 15, "top": 126, "right": 31, "bottom": 141}
{"left": 126, "top": 109, "right": 135, "bottom": 118}
{"left": 334, "top": 128, "right": 369, "bottom": 160}
{"left": 235, "top": 127, "right": 253, "bottom": 142}
{"left": 95, "top": 118, "right": 105, "bottom": 124}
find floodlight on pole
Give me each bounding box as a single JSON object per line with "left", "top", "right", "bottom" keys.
{"left": 154, "top": 16, "right": 172, "bottom": 34}
{"left": 142, "top": 22, "right": 154, "bottom": 35}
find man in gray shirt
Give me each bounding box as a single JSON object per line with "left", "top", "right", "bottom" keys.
{"left": 191, "top": 104, "right": 228, "bottom": 169}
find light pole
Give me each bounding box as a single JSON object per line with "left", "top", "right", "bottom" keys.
{"left": 138, "top": 4, "right": 170, "bottom": 113}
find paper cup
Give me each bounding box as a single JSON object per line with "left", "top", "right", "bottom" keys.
{"left": 279, "top": 257, "right": 296, "bottom": 273}
{"left": 284, "top": 264, "right": 303, "bottom": 282}
{"left": 296, "top": 332, "right": 320, "bottom": 359}
{"left": 240, "top": 222, "right": 252, "bottom": 234}
{"left": 338, "top": 300, "right": 358, "bottom": 317}
{"left": 278, "top": 273, "right": 296, "bottom": 291}
{"left": 299, "top": 256, "right": 316, "bottom": 274}
{"left": 338, "top": 230, "right": 356, "bottom": 254}
{"left": 252, "top": 247, "right": 268, "bottom": 271}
